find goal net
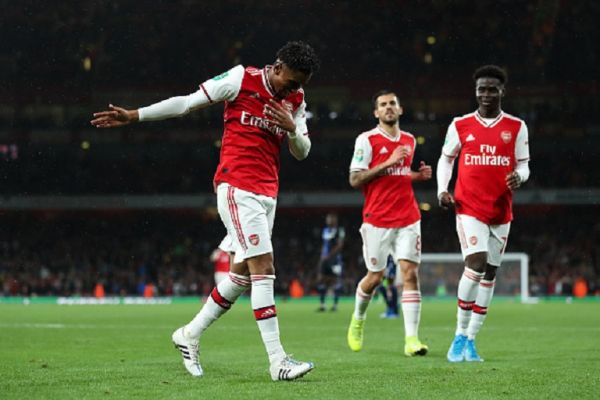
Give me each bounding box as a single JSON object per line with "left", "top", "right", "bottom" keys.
{"left": 419, "top": 252, "right": 532, "bottom": 303}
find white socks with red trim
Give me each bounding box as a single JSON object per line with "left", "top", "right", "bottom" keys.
{"left": 455, "top": 267, "right": 484, "bottom": 336}
{"left": 467, "top": 279, "right": 496, "bottom": 339}
{"left": 251, "top": 274, "right": 285, "bottom": 365}
{"left": 401, "top": 290, "right": 422, "bottom": 337}
{"left": 184, "top": 272, "right": 250, "bottom": 339}
{"left": 353, "top": 281, "right": 373, "bottom": 320}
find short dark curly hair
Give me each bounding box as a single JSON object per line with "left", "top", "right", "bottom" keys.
{"left": 473, "top": 65, "right": 508, "bottom": 85}
{"left": 372, "top": 89, "right": 398, "bottom": 109}
{"left": 276, "top": 41, "right": 320, "bottom": 76}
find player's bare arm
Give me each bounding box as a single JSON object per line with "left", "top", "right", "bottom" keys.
{"left": 91, "top": 104, "right": 139, "bottom": 128}
{"left": 349, "top": 146, "right": 408, "bottom": 188}
{"left": 411, "top": 161, "right": 432, "bottom": 182}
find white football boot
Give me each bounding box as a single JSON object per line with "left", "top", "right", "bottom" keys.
{"left": 270, "top": 355, "right": 314, "bottom": 381}
{"left": 172, "top": 327, "right": 203, "bottom": 377}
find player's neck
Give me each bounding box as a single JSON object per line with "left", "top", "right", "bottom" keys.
{"left": 378, "top": 122, "right": 400, "bottom": 137}
{"left": 477, "top": 107, "right": 501, "bottom": 119}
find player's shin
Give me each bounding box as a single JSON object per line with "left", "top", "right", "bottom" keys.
{"left": 333, "top": 282, "right": 343, "bottom": 307}
{"left": 251, "top": 274, "right": 286, "bottom": 365}
{"left": 185, "top": 272, "right": 250, "bottom": 339}
{"left": 456, "top": 267, "right": 484, "bottom": 335}
{"left": 317, "top": 283, "right": 327, "bottom": 306}
{"left": 354, "top": 280, "right": 374, "bottom": 320}
{"left": 467, "top": 279, "right": 496, "bottom": 339}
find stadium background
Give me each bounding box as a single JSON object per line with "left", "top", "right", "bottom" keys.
{"left": 1, "top": 0, "right": 598, "bottom": 300}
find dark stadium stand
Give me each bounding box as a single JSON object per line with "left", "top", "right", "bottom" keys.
{"left": 0, "top": 0, "right": 598, "bottom": 297}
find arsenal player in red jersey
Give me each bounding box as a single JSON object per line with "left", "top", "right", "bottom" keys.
{"left": 346, "top": 90, "right": 432, "bottom": 357}
{"left": 437, "top": 65, "right": 531, "bottom": 363}
{"left": 91, "top": 41, "right": 320, "bottom": 381}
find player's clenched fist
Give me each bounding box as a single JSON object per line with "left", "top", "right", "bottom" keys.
{"left": 438, "top": 191, "right": 455, "bottom": 210}
{"left": 505, "top": 171, "right": 522, "bottom": 190}
{"left": 386, "top": 145, "right": 410, "bottom": 167}
{"left": 417, "top": 161, "right": 432, "bottom": 181}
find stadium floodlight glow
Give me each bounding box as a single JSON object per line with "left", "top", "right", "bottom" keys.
{"left": 420, "top": 252, "right": 533, "bottom": 304}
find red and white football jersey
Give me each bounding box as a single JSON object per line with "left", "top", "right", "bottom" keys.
{"left": 442, "top": 111, "right": 530, "bottom": 224}
{"left": 198, "top": 65, "right": 308, "bottom": 198}
{"left": 350, "top": 126, "right": 421, "bottom": 228}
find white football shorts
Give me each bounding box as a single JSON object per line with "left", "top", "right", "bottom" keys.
{"left": 359, "top": 221, "right": 421, "bottom": 272}
{"left": 217, "top": 183, "right": 276, "bottom": 264}
{"left": 218, "top": 235, "right": 235, "bottom": 253}
{"left": 456, "top": 214, "right": 511, "bottom": 267}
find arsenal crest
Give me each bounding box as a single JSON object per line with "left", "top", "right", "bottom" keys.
{"left": 500, "top": 131, "right": 512, "bottom": 143}
{"left": 249, "top": 234, "right": 260, "bottom": 246}
{"left": 370, "top": 257, "right": 378, "bottom": 266}
{"left": 469, "top": 236, "right": 478, "bottom": 246}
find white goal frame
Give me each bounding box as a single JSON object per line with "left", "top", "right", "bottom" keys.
{"left": 421, "top": 252, "right": 532, "bottom": 303}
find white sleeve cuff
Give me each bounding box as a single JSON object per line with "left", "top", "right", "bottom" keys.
{"left": 514, "top": 160, "right": 530, "bottom": 183}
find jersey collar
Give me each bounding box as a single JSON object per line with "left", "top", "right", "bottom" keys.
{"left": 262, "top": 65, "right": 276, "bottom": 97}
{"left": 376, "top": 125, "right": 401, "bottom": 141}
{"left": 474, "top": 110, "right": 504, "bottom": 128}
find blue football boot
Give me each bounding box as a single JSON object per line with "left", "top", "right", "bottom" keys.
{"left": 464, "top": 338, "right": 484, "bottom": 362}
{"left": 447, "top": 334, "right": 467, "bottom": 362}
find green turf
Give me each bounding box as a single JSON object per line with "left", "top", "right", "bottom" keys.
{"left": 1, "top": 299, "right": 599, "bottom": 399}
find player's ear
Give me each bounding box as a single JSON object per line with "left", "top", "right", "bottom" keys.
{"left": 373, "top": 109, "right": 380, "bottom": 119}
{"left": 398, "top": 105, "right": 404, "bottom": 116}
{"left": 500, "top": 86, "right": 506, "bottom": 97}
{"left": 273, "top": 61, "right": 283, "bottom": 75}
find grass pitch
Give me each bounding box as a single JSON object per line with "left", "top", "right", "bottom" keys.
{"left": 1, "top": 299, "right": 599, "bottom": 399}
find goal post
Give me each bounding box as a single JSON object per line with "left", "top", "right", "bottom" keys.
{"left": 420, "top": 252, "right": 532, "bottom": 303}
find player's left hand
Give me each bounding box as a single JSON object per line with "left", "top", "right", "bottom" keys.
{"left": 91, "top": 104, "right": 137, "bottom": 128}
{"left": 265, "top": 99, "right": 296, "bottom": 133}
{"left": 417, "top": 161, "right": 432, "bottom": 181}
{"left": 506, "top": 171, "right": 522, "bottom": 190}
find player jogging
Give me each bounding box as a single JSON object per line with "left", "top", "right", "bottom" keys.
{"left": 91, "top": 41, "right": 320, "bottom": 380}
{"left": 347, "top": 90, "right": 432, "bottom": 356}
{"left": 437, "top": 65, "right": 530, "bottom": 362}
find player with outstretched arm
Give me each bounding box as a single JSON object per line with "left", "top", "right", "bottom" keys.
{"left": 91, "top": 41, "right": 320, "bottom": 381}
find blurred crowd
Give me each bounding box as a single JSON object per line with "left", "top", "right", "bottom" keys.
{"left": 1, "top": 1, "right": 598, "bottom": 194}
{"left": 0, "top": 1, "right": 598, "bottom": 298}
{"left": 2, "top": 132, "right": 599, "bottom": 195}
{"left": 2, "top": 1, "right": 597, "bottom": 88}
{"left": 1, "top": 208, "right": 598, "bottom": 298}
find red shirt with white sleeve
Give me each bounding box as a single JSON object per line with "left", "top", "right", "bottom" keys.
{"left": 440, "top": 111, "right": 530, "bottom": 224}
{"left": 208, "top": 66, "right": 307, "bottom": 197}
{"left": 350, "top": 126, "right": 421, "bottom": 228}
{"left": 138, "top": 64, "right": 310, "bottom": 198}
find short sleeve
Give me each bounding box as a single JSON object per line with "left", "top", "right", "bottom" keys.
{"left": 350, "top": 134, "right": 373, "bottom": 171}
{"left": 441, "top": 120, "right": 461, "bottom": 158}
{"left": 198, "top": 65, "right": 245, "bottom": 103}
{"left": 515, "top": 121, "right": 530, "bottom": 161}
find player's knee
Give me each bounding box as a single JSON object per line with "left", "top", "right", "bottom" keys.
{"left": 247, "top": 253, "right": 275, "bottom": 275}
{"left": 466, "top": 252, "right": 487, "bottom": 272}
{"left": 484, "top": 264, "right": 498, "bottom": 281}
